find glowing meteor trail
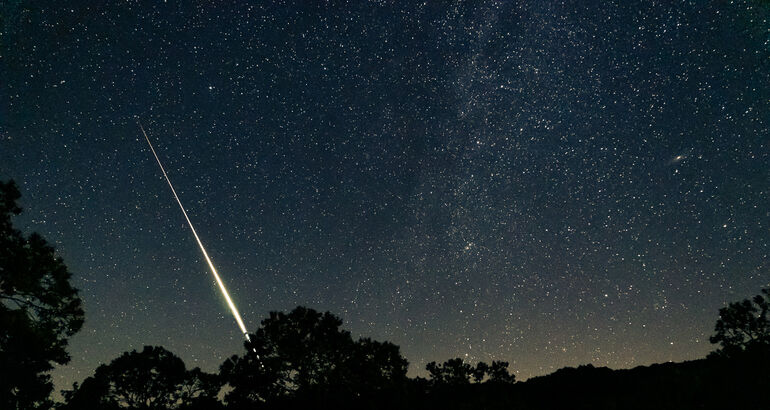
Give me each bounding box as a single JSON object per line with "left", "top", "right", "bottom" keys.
{"left": 138, "top": 121, "right": 251, "bottom": 342}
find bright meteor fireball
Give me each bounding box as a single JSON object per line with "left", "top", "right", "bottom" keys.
{"left": 138, "top": 121, "right": 251, "bottom": 341}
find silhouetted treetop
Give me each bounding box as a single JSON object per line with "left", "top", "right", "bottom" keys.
{"left": 710, "top": 287, "right": 770, "bottom": 357}
{"left": 61, "top": 345, "right": 220, "bottom": 410}
{"left": 220, "top": 306, "right": 408, "bottom": 408}
{"left": 486, "top": 360, "right": 517, "bottom": 384}
{"left": 426, "top": 358, "right": 515, "bottom": 386}
{"left": 0, "top": 180, "right": 84, "bottom": 410}
{"left": 427, "top": 358, "right": 475, "bottom": 385}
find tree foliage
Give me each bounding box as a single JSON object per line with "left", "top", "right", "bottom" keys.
{"left": 426, "top": 358, "right": 476, "bottom": 385}
{"left": 61, "top": 345, "right": 221, "bottom": 410}
{"left": 426, "top": 358, "right": 516, "bottom": 386}
{"left": 485, "top": 360, "right": 517, "bottom": 384}
{"left": 220, "top": 306, "right": 408, "bottom": 408}
{"left": 710, "top": 288, "right": 770, "bottom": 357}
{"left": 0, "top": 180, "right": 84, "bottom": 409}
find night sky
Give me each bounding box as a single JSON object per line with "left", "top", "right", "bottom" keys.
{"left": 1, "top": 0, "right": 768, "bottom": 394}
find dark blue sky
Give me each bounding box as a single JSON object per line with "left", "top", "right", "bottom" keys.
{"left": 1, "top": 0, "right": 768, "bottom": 393}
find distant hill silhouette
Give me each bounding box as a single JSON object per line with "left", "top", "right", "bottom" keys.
{"left": 413, "top": 347, "right": 769, "bottom": 410}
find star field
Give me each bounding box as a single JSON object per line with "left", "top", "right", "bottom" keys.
{"left": 1, "top": 0, "right": 768, "bottom": 393}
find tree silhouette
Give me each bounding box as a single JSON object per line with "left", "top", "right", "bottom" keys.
{"left": 427, "top": 358, "right": 475, "bottom": 385}
{"left": 0, "top": 180, "right": 84, "bottom": 409}
{"left": 220, "top": 306, "right": 408, "bottom": 408}
{"left": 710, "top": 288, "right": 770, "bottom": 357}
{"left": 485, "top": 361, "right": 516, "bottom": 384}
{"left": 426, "top": 358, "right": 515, "bottom": 386}
{"left": 61, "top": 346, "right": 221, "bottom": 410}
{"left": 347, "top": 337, "right": 410, "bottom": 393}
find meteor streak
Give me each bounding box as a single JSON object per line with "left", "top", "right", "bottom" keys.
{"left": 138, "top": 121, "right": 251, "bottom": 342}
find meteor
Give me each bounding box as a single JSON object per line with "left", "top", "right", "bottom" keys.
{"left": 138, "top": 121, "right": 251, "bottom": 343}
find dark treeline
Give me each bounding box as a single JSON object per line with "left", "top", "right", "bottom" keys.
{"left": 55, "top": 306, "right": 770, "bottom": 410}
{"left": 2, "top": 180, "right": 769, "bottom": 410}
